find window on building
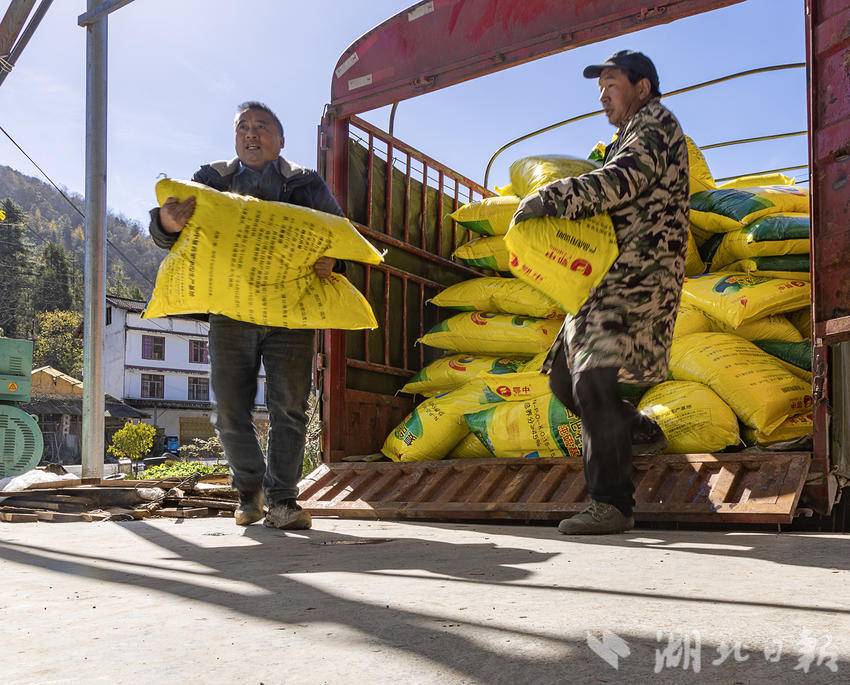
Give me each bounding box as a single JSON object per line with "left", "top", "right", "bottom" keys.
{"left": 188, "top": 377, "right": 209, "bottom": 402}
{"left": 106, "top": 306, "right": 112, "bottom": 326}
{"left": 189, "top": 339, "right": 209, "bottom": 364}
{"left": 141, "top": 335, "right": 165, "bottom": 361}
{"left": 262, "top": 381, "right": 268, "bottom": 406}
{"left": 141, "top": 373, "right": 164, "bottom": 399}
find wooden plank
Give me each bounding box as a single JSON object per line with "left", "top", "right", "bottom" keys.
{"left": 467, "top": 467, "right": 509, "bottom": 504}
{"left": 351, "top": 468, "right": 402, "bottom": 502}
{"left": 554, "top": 470, "right": 587, "bottom": 504}
{"left": 0, "top": 499, "right": 90, "bottom": 512}
{"left": 328, "top": 471, "right": 377, "bottom": 504}
{"left": 167, "top": 498, "right": 237, "bottom": 511}
{"left": 707, "top": 464, "right": 742, "bottom": 504}
{"left": 434, "top": 467, "right": 479, "bottom": 503}
{"left": 0, "top": 512, "right": 38, "bottom": 522}
{"left": 405, "top": 467, "right": 454, "bottom": 503}
{"left": 525, "top": 464, "right": 571, "bottom": 504}
{"left": 499, "top": 466, "right": 538, "bottom": 503}
{"left": 155, "top": 507, "right": 210, "bottom": 518}
{"left": 633, "top": 463, "right": 669, "bottom": 504}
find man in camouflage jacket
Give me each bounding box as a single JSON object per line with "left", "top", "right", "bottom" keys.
{"left": 513, "top": 51, "right": 689, "bottom": 535}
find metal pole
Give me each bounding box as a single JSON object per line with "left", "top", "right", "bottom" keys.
{"left": 81, "top": 0, "right": 107, "bottom": 479}
{"left": 0, "top": 0, "right": 53, "bottom": 88}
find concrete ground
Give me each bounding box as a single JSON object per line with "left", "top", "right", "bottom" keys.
{"left": 1, "top": 518, "right": 848, "bottom": 685}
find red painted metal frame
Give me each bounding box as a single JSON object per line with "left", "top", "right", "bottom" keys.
{"left": 329, "top": 0, "right": 745, "bottom": 117}
{"left": 318, "top": 111, "right": 485, "bottom": 461}
{"left": 806, "top": 0, "right": 850, "bottom": 513}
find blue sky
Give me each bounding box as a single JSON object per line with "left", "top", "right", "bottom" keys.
{"left": 0, "top": 0, "right": 807, "bottom": 225}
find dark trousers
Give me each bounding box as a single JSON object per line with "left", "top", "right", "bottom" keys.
{"left": 549, "top": 348, "right": 653, "bottom": 517}
{"left": 208, "top": 315, "right": 315, "bottom": 504}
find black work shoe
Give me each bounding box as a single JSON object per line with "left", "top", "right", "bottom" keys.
{"left": 234, "top": 491, "right": 265, "bottom": 526}
{"left": 558, "top": 500, "right": 635, "bottom": 535}
{"left": 632, "top": 416, "right": 669, "bottom": 456}
{"left": 263, "top": 499, "right": 312, "bottom": 530}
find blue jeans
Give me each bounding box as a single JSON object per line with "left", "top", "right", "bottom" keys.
{"left": 208, "top": 315, "right": 315, "bottom": 504}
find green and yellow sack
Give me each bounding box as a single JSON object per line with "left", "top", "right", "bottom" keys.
{"left": 743, "top": 412, "right": 813, "bottom": 446}
{"left": 522, "top": 350, "right": 552, "bottom": 373}
{"left": 430, "top": 277, "right": 564, "bottom": 318}
{"left": 637, "top": 381, "right": 740, "bottom": 453}
{"left": 669, "top": 333, "right": 812, "bottom": 434}
{"left": 465, "top": 393, "right": 583, "bottom": 459}
{"left": 453, "top": 235, "right": 511, "bottom": 271}
{"left": 419, "top": 312, "right": 561, "bottom": 356}
{"left": 449, "top": 196, "right": 520, "bottom": 237}
{"left": 681, "top": 273, "right": 810, "bottom": 329}
{"left": 400, "top": 354, "right": 527, "bottom": 397}
{"left": 708, "top": 314, "right": 802, "bottom": 343}
{"left": 724, "top": 256, "right": 811, "bottom": 282}
{"left": 708, "top": 214, "right": 810, "bottom": 270}
{"left": 448, "top": 432, "right": 493, "bottom": 460}
{"left": 690, "top": 185, "right": 810, "bottom": 233}
{"left": 686, "top": 136, "right": 715, "bottom": 195}
{"left": 673, "top": 301, "right": 713, "bottom": 338}
{"left": 381, "top": 370, "right": 552, "bottom": 462}
{"left": 505, "top": 213, "right": 618, "bottom": 315}
{"left": 789, "top": 307, "right": 812, "bottom": 339}
{"left": 717, "top": 173, "right": 795, "bottom": 190}
{"left": 146, "top": 179, "right": 382, "bottom": 329}
{"left": 509, "top": 155, "right": 600, "bottom": 198}
{"left": 753, "top": 340, "right": 812, "bottom": 383}
{"left": 685, "top": 228, "right": 705, "bottom": 277}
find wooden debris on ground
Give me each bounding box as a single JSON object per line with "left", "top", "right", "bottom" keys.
{"left": 0, "top": 472, "right": 237, "bottom": 523}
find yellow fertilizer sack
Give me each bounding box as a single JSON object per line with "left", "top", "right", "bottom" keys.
{"left": 673, "top": 302, "right": 713, "bottom": 338}
{"left": 448, "top": 433, "right": 493, "bottom": 459}
{"left": 400, "top": 354, "right": 527, "bottom": 397}
{"left": 685, "top": 229, "right": 705, "bottom": 276}
{"left": 419, "top": 312, "right": 562, "bottom": 356}
{"left": 717, "top": 173, "right": 795, "bottom": 190}
{"left": 637, "top": 381, "right": 740, "bottom": 453}
{"left": 689, "top": 185, "right": 810, "bottom": 233}
{"left": 505, "top": 213, "right": 618, "bottom": 315}
{"left": 708, "top": 314, "right": 802, "bottom": 343}
{"left": 522, "top": 351, "right": 552, "bottom": 373}
{"left": 682, "top": 273, "right": 810, "bottom": 329}
{"left": 430, "top": 277, "right": 564, "bottom": 318}
{"left": 789, "top": 307, "right": 812, "bottom": 339}
{"left": 453, "top": 236, "right": 511, "bottom": 271}
{"left": 495, "top": 182, "right": 514, "bottom": 196}
{"left": 669, "top": 333, "right": 813, "bottom": 434}
{"left": 382, "top": 370, "right": 552, "bottom": 462}
{"left": 724, "top": 256, "right": 811, "bottom": 282}
{"left": 509, "top": 155, "right": 600, "bottom": 198}
{"left": 465, "top": 393, "right": 583, "bottom": 459}
{"left": 146, "top": 179, "right": 382, "bottom": 329}
{"left": 708, "top": 214, "right": 810, "bottom": 270}
{"left": 686, "top": 137, "right": 715, "bottom": 195}
{"left": 744, "top": 412, "right": 813, "bottom": 445}
{"left": 449, "top": 196, "right": 520, "bottom": 237}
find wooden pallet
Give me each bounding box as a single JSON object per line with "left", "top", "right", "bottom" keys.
{"left": 297, "top": 453, "right": 810, "bottom": 524}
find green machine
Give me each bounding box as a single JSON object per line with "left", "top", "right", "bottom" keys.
{"left": 0, "top": 338, "right": 43, "bottom": 479}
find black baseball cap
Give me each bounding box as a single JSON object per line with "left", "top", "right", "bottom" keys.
{"left": 583, "top": 50, "right": 661, "bottom": 95}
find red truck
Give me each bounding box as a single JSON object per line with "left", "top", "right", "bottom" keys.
{"left": 301, "top": 0, "right": 849, "bottom": 526}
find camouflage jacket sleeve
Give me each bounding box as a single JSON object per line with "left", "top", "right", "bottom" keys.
{"left": 537, "top": 112, "right": 667, "bottom": 220}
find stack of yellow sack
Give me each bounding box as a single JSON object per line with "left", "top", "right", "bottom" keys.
{"left": 666, "top": 162, "right": 814, "bottom": 447}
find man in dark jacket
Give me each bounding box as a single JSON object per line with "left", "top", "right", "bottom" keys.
{"left": 149, "top": 101, "right": 343, "bottom": 529}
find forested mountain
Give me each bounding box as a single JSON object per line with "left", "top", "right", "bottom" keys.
{"left": 0, "top": 164, "right": 164, "bottom": 375}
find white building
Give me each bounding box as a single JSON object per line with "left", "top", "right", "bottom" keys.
{"left": 104, "top": 296, "right": 269, "bottom": 449}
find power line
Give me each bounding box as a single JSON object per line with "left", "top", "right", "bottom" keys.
{"left": 0, "top": 122, "right": 155, "bottom": 287}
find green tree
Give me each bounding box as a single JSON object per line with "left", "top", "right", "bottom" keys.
{"left": 33, "top": 310, "right": 83, "bottom": 378}
{"left": 108, "top": 422, "right": 157, "bottom": 475}
{"left": 0, "top": 198, "right": 35, "bottom": 337}
{"left": 32, "top": 242, "right": 74, "bottom": 314}
{"left": 107, "top": 261, "right": 145, "bottom": 301}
